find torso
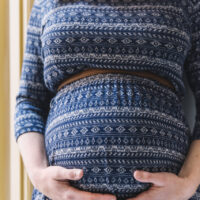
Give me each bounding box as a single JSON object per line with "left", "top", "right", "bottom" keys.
{"left": 39, "top": 0, "right": 192, "bottom": 101}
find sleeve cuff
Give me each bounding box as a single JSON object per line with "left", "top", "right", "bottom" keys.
{"left": 14, "top": 100, "right": 48, "bottom": 143}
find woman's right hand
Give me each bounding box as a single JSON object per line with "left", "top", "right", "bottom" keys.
{"left": 30, "top": 166, "right": 117, "bottom": 200}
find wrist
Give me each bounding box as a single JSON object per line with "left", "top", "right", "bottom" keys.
{"left": 28, "top": 166, "right": 47, "bottom": 188}
{"left": 178, "top": 169, "right": 200, "bottom": 186}
{"left": 178, "top": 172, "right": 200, "bottom": 197}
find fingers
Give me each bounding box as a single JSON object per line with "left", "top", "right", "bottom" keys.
{"left": 133, "top": 170, "right": 166, "bottom": 186}
{"left": 50, "top": 166, "right": 83, "bottom": 181}
{"left": 49, "top": 166, "right": 117, "bottom": 200}
{"left": 63, "top": 184, "right": 117, "bottom": 200}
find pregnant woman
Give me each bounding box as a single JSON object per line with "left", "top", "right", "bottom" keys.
{"left": 14, "top": 0, "right": 200, "bottom": 199}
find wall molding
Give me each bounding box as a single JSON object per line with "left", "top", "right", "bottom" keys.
{"left": 9, "top": 0, "right": 34, "bottom": 199}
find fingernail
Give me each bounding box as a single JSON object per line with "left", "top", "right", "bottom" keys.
{"left": 75, "top": 169, "right": 82, "bottom": 177}
{"left": 135, "top": 170, "right": 142, "bottom": 178}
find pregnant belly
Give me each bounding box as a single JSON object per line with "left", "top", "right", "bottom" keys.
{"left": 44, "top": 73, "right": 191, "bottom": 200}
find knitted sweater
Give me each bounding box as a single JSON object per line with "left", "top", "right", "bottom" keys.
{"left": 14, "top": 0, "right": 200, "bottom": 143}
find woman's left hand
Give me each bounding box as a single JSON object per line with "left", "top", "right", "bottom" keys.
{"left": 126, "top": 170, "right": 198, "bottom": 200}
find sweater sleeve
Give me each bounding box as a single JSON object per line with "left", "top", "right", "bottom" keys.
{"left": 184, "top": 0, "right": 200, "bottom": 142}
{"left": 14, "top": 0, "right": 54, "bottom": 143}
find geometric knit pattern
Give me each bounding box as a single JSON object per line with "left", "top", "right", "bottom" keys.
{"left": 13, "top": 0, "right": 200, "bottom": 199}
{"left": 14, "top": 0, "right": 200, "bottom": 142}
{"left": 32, "top": 73, "right": 200, "bottom": 199}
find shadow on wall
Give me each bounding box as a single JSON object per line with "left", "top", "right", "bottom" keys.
{"left": 182, "top": 70, "right": 196, "bottom": 134}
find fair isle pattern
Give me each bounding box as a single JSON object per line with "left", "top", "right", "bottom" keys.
{"left": 13, "top": 0, "right": 200, "bottom": 199}
{"left": 14, "top": 0, "right": 200, "bottom": 142}
{"left": 36, "top": 73, "right": 197, "bottom": 199}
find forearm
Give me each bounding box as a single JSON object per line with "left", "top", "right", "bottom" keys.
{"left": 17, "top": 132, "right": 49, "bottom": 181}
{"left": 178, "top": 140, "right": 200, "bottom": 188}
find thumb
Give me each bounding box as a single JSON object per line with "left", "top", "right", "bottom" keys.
{"left": 133, "top": 170, "right": 165, "bottom": 186}
{"left": 51, "top": 166, "right": 83, "bottom": 181}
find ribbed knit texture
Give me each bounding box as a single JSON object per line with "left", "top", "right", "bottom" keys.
{"left": 14, "top": 0, "right": 200, "bottom": 199}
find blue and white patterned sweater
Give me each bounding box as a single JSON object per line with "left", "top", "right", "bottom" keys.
{"left": 14, "top": 0, "right": 200, "bottom": 142}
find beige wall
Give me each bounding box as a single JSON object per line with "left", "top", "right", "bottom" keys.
{"left": 8, "top": 0, "right": 34, "bottom": 199}
{"left": 0, "top": 0, "right": 10, "bottom": 199}
{"left": 9, "top": 0, "right": 34, "bottom": 199}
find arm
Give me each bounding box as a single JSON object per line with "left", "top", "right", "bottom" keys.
{"left": 14, "top": 0, "right": 53, "bottom": 186}
{"left": 178, "top": 140, "right": 200, "bottom": 194}
{"left": 17, "top": 132, "right": 49, "bottom": 187}
{"left": 14, "top": 0, "right": 54, "bottom": 143}
{"left": 178, "top": 0, "right": 200, "bottom": 193}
